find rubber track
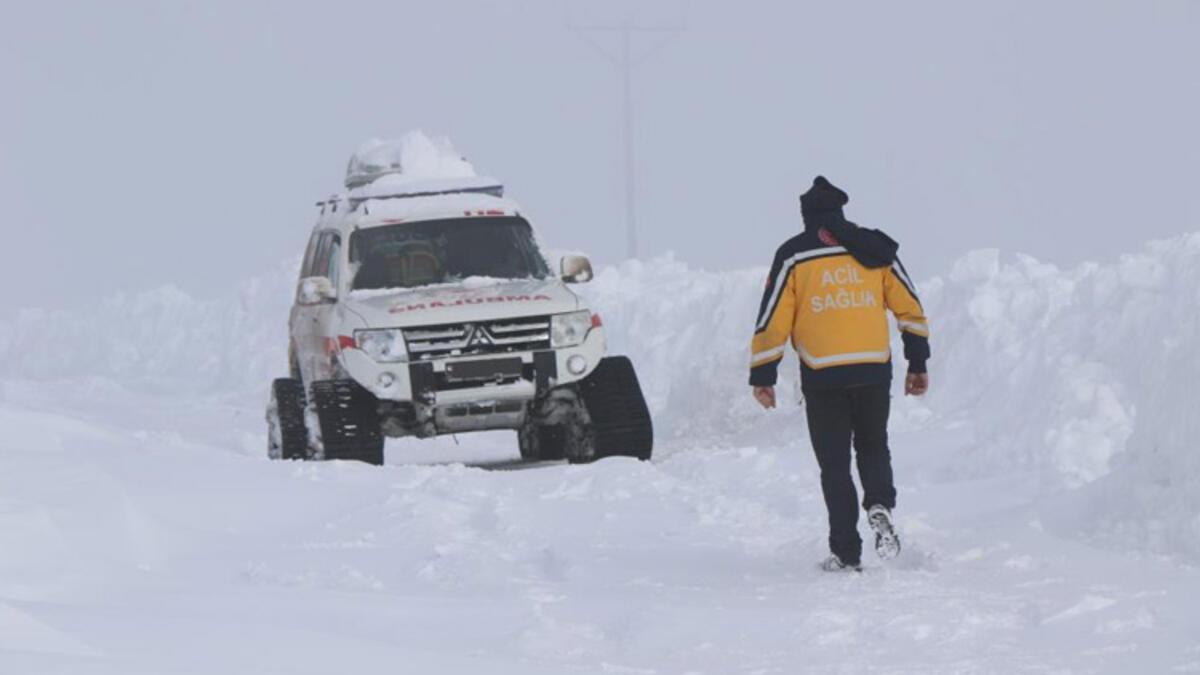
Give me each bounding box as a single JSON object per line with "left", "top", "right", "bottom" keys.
{"left": 272, "top": 378, "right": 309, "bottom": 460}
{"left": 577, "top": 356, "right": 654, "bottom": 461}
{"left": 310, "top": 380, "right": 385, "bottom": 465}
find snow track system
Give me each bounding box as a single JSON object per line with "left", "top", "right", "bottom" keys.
{"left": 267, "top": 378, "right": 308, "bottom": 461}
{"left": 269, "top": 378, "right": 384, "bottom": 466}
{"left": 577, "top": 356, "right": 654, "bottom": 462}
{"left": 269, "top": 357, "right": 653, "bottom": 467}
{"left": 308, "top": 380, "right": 385, "bottom": 465}
{"left": 520, "top": 356, "right": 654, "bottom": 464}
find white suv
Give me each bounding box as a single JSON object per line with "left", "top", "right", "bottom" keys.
{"left": 266, "top": 141, "right": 653, "bottom": 465}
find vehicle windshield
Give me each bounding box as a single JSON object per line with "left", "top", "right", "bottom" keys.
{"left": 349, "top": 216, "right": 551, "bottom": 290}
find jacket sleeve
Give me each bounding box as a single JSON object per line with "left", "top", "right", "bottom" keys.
{"left": 749, "top": 248, "right": 797, "bottom": 386}
{"left": 882, "top": 257, "right": 931, "bottom": 374}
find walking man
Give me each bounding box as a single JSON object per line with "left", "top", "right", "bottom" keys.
{"left": 750, "top": 176, "right": 930, "bottom": 572}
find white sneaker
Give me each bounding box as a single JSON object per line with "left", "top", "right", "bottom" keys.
{"left": 868, "top": 505, "right": 902, "bottom": 560}
{"left": 819, "top": 554, "right": 862, "bottom": 573}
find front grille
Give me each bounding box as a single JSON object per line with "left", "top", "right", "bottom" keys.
{"left": 404, "top": 316, "right": 551, "bottom": 361}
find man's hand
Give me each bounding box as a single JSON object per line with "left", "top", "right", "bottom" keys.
{"left": 753, "top": 386, "right": 777, "bottom": 409}
{"left": 905, "top": 373, "right": 930, "bottom": 396}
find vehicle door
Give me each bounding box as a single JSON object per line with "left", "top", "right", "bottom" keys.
{"left": 292, "top": 231, "right": 335, "bottom": 383}
{"left": 311, "top": 232, "right": 344, "bottom": 381}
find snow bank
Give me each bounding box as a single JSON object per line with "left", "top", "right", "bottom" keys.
{"left": 580, "top": 256, "right": 777, "bottom": 441}
{"left": 3, "top": 233, "right": 1198, "bottom": 558}
{"left": 896, "top": 235, "right": 1200, "bottom": 559}
{"left": 0, "top": 258, "right": 297, "bottom": 393}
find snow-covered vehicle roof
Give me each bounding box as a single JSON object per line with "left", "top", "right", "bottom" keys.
{"left": 344, "top": 191, "right": 524, "bottom": 231}
{"left": 316, "top": 132, "right": 519, "bottom": 230}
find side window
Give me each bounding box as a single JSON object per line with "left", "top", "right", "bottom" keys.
{"left": 300, "top": 232, "right": 321, "bottom": 279}
{"left": 326, "top": 235, "right": 342, "bottom": 290}
{"left": 311, "top": 232, "right": 333, "bottom": 278}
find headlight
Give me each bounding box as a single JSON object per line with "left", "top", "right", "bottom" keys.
{"left": 551, "top": 311, "right": 593, "bottom": 348}
{"left": 355, "top": 328, "right": 409, "bottom": 363}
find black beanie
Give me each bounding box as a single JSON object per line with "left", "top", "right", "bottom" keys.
{"left": 800, "top": 176, "right": 849, "bottom": 229}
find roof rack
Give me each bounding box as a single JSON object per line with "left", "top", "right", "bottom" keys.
{"left": 346, "top": 183, "right": 504, "bottom": 210}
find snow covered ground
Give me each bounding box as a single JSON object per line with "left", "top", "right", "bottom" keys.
{"left": 3, "top": 234, "right": 1200, "bottom": 673}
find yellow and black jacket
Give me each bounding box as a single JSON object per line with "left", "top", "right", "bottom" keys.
{"left": 750, "top": 228, "right": 930, "bottom": 389}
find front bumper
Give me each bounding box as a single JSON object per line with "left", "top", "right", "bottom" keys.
{"left": 338, "top": 325, "right": 606, "bottom": 404}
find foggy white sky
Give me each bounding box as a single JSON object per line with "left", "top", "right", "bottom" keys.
{"left": 2, "top": 0, "right": 1197, "bottom": 317}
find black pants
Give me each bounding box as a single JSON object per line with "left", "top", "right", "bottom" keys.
{"left": 803, "top": 383, "right": 896, "bottom": 565}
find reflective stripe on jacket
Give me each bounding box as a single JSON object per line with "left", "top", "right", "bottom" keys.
{"left": 750, "top": 231, "right": 929, "bottom": 389}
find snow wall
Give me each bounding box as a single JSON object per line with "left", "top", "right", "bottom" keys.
{"left": 2, "top": 234, "right": 1198, "bottom": 560}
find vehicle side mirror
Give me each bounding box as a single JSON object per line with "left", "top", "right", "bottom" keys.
{"left": 560, "top": 255, "right": 594, "bottom": 284}
{"left": 297, "top": 276, "right": 337, "bottom": 305}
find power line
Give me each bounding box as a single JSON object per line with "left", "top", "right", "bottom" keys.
{"left": 569, "top": 16, "right": 686, "bottom": 260}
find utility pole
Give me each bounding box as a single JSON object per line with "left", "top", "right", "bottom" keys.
{"left": 570, "top": 16, "right": 686, "bottom": 260}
